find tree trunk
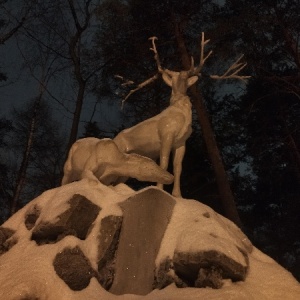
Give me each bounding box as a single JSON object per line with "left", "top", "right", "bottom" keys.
{"left": 65, "top": 0, "right": 91, "bottom": 152}
{"left": 286, "top": 132, "right": 300, "bottom": 185}
{"left": 281, "top": 115, "right": 300, "bottom": 185}
{"left": 66, "top": 32, "right": 86, "bottom": 152}
{"left": 10, "top": 91, "right": 43, "bottom": 215}
{"left": 67, "top": 79, "right": 86, "bottom": 152}
{"left": 190, "top": 88, "right": 242, "bottom": 227}
{"left": 174, "top": 26, "right": 242, "bottom": 227}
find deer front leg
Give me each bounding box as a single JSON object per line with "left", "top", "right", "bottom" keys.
{"left": 172, "top": 144, "right": 185, "bottom": 197}
{"left": 157, "top": 134, "right": 174, "bottom": 190}
{"left": 81, "top": 169, "right": 101, "bottom": 185}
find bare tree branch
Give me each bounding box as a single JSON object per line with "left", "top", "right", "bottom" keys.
{"left": 149, "top": 36, "right": 163, "bottom": 73}
{"left": 121, "top": 74, "right": 159, "bottom": 108}
{"left": 210, "top": 55, "right": 251, "bottom": 82}
{"left": 192, "top": 32, "right": 213, "bottom": 75}
{"left": 0, "top": 17, "right": 25, "bottom": 44}
{"left": 0, "top": 0, "right": 39, "bottom": 44}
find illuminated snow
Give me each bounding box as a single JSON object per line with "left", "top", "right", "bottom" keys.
{"left": 0, "top": 180, "right": 299, "bottom": 300}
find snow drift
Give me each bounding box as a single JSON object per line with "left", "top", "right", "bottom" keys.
{"left": 0, "top": 180, "right": 299, "bottom": 299}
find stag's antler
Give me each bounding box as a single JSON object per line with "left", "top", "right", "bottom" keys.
{"left": 149, "top": 36, "right": 178, "bottom": 77}
{"left": 116, "top": 37, "right": 162, "bottom": 108}
{"left": 121, "top": 73, "right": 159, "bottom": 108}
{"left": 115, "top": 75, "right": 135, "bottom": 86}
{"left": 190, "top": 32, "right": 213, "bottom": 76}
{"left": 149, "top": 36, "right": 163, "bottom": 73}
{"left": 119, "top": 36, "right": 170, "bottom": 107}
{"left": 117, "top": 32, "right": 250, "bottom": 107}
{"left": 210, "top": 54, "right": 251, "bottom": 82}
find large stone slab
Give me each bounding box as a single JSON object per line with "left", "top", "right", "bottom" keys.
{"left": 109, "top": 188, "right": 176, "bottom": 295}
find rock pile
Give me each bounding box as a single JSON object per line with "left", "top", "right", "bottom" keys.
{"left": 0, "top": 182, "right": 253, "bottom": 297}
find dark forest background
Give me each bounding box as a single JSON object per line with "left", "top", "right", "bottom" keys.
{"left": 1, "top": 0, "right": 299, "bottom": 280}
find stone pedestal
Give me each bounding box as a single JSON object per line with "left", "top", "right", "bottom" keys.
{"left": 109, "top": 188, "right": 176, "bottom": 295}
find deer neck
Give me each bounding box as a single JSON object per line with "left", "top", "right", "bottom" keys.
{"left": 112, "top": 156, "right": 138, "bottom": 177}
{"left": 170, "top": 93, "right": 191, "bottom": 109}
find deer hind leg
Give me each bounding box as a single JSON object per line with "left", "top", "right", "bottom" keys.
{"left": 61, "top": 158, "right": 73, "bottom": 185}
{"left": 172, "top": 144, "right": 185, "bottom": 197}
{"left": 61, "top": 172, "right": 71, "bottom": 185}
{"left": 157, "top": 134, "right": 174, "bottom": 190}
{"left": 79, "top": 155, "right": 103, "bottom": 185}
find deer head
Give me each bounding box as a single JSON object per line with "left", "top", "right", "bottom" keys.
{"left": 149, "top": 37, "right": 206, "bottom": 98}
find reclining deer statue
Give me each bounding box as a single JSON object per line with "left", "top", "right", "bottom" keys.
{"left": 61, "top": 137, "right": 174, "bottom": 186}
{"left": 114, "top": 34, "right": 249, "bottom": 197}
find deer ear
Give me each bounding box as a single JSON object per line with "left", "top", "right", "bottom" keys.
{"left": 162, "top": 73, "right": 172, "bottom": 87}
{"left": 187, "top": 76, "right": 198, "bottom": 87}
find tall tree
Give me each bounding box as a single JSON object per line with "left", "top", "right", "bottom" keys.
{"left": 9, "top": 24, "right": 64, "bottom": 214}
{"left": 10, "top": 72, "right": 47, "bottom": 215}
{"left": 173, "top": 23, "right": 243, "bottom": 226}
{"left": 19, "top": 0, "right": 105, "bottom": 153}
{"left": 66, "top": 0, "right": 95, "bottom": 150}
{"left": 0, "top": 118, "right": 13, "bottom": 222}
{"left": 0, "top": 0, "right": 37, "bottom": 81}
{"left": 7, "top": 98, "right": 66, "bottom": 215}
{"left": 241, "top": 78, "right": 300, "bottom": 279}
{"left": 211, "top": 0, "right": 300, "bottom": 278}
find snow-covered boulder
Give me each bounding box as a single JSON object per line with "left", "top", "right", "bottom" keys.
{"left": 0, "top": 180, "right": 299, "bottom": 300}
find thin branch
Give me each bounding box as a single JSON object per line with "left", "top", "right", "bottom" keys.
{"left": 83, "top": 0, "right": 93, "bottom": 31}
{"left": 121, "top": 74, "right": 159, "bottom": 108}
{"left": 210, "top": 55, "right": 251, "bottom": 82}
{"left": 21, "top": 27, "right": 70, "bottom": 60}
{"left": 0, "top": 0, "right": 36, "bottom": 44}
{"left": 192, "top": 32, "right": 213, "bottom": 75}
{"left": 115, "top": 75, "right": 134, "bottom": 86}
{"left": 0, "top": 18, "right": 25, "bottom": 44}
{"left": 200, "top": 32, "right": 213, "bottom": 69}
{"left": 67, "top": 0, "right": 92, "bottom": 32}
{"left": 149, "top": 36, "right": 163, "bottom": 73}
{"left": 118, "top": 37, "right": 164, "bottom": 107}
{"left": 67, "top": 0, "right": 81, "bottom": 31}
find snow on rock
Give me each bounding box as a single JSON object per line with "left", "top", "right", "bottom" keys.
{"left": 31, "top": 194, "right": 101, "bottom": 245}
{"left": 0, "top": 180, "right": 299, "bottom": 300}
{"left": 155, "top": 198, "right": 253, "bottom": 289}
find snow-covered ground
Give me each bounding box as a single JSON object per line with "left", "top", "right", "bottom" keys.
{"left": 0, "top": 180, "right": 299, "bottom": 299}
